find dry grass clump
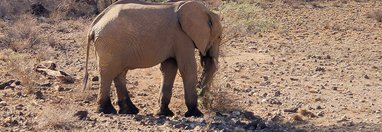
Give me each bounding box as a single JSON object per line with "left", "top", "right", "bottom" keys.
{"left": 0, "top": 0, "right": 31, "bottom": 19}
{"left": 1, "top": 49, "right": 40, "bottom": 94}
{"left": 52, "top": 0, "right": 98, "bottom": 20}
{"left": 366, "top": 10, "right": 382, "bottom": 22}
{"left": 218, "top": 1, "right": 278, "bottom": 42}
{"left": 0, "top": 0, "right": 98, "bottom": 20}
{"left": 36, "top": 105, "right": 79, "bottom": 130}
{"left": 3, "top": 15, "right": 41, "bottom": 52}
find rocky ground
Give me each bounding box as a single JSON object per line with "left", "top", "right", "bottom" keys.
{"left": 0, "top": 0, "right": 381, "bottom": 131}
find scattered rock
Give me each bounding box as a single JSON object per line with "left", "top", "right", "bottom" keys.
{"left": 74, "top": 110, "right": 88, "bottom": 120}
{"left": 262, "top": 93, "right": 268, "bottom": 97}
{"left": 269, "top": 98, "right": 282, "bottom": 105}
{"left": 39, "top": 81, "right": 52, "bottom": 87}
{"left": 245, "top": 116, "right": 266, "bottom": 129}
{"left": 133, "top": 115, "right": 144, "bottom": 121}
{"left": 137, "top": 93, "right": 148, "bottom": 96}
{"left": 317, "top": 111, "right": 324, "bottom": 117}
{"left": 194, "top": 126, "right": 201, "bottom": 130}
{"left": 332, "top": 87, "right": 338, "bottom": 90}
{"left": 0, "top": 80, "right": 20, "bottom": 89}
{"left": 0, "top": 101, "right": 7, "bottom": 106}
{"left": 15, "top": 104, "right": 24, "bottom": 110}
{"left": 291, "top": 114, "right": 303, "bottom": 121}
{"left": 174, "top": 123, "right": 185, "bottom": 129}
{"left": 35, "top": 90, "right": 44, "bottom": 99}
{"left": 35, "top": 61, "right": 75, "bottom": 83}
{"left": 35, "top": 61, "right": 57, "bottom": 70}
{"left": 274, "top": 91, "right": 281, "bottom": 96}
{"left": 36, "top": 68, "right": 75, "bottom": 84}
{"left": 284, "top": 107, "right": 299, "bottom": 113}
{"left": 31, "top": 3, "right": 50, "bottom": 17}
{"left": 54, "top": 85, "right": 65, "bottom": 92}
{"left": 232, "top": 111, "right": 241, "bottom": 116}
{"left": 315, "top": 67, "right": 326, "bottom": 72}
{"left": 233, "top": 127, "right": 245, "bottom": 132}
{"left": 364, "top": 75, "right": 370, "bottom": 79}
{"left": 226, "top": 83, "right": 232, "bottom": 88}
{"left": 256, "top": 121, "right": 267, "bottom": 129}
{"left": 337, "top": 115, "right": 348, "bottom": 122}
{"left": 298, "top": 108, "right": 317, "bottom": 118}
{"left": 243, "top": 111, "right": 256, "bottom": 119}
{"left": 290, "top": 77, "right": 299, "bottom": 81}
{"left": 92, "top": 76, "right": 99, "bottom": 81}
{"left": 215, "top": 112, "right": 224, "bottom": 117}
{"left": 316, "top": 105, "right": 323, "bottom": 109}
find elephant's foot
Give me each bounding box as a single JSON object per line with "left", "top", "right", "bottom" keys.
{"left": 155, "top": 106, "right": 174, "bottom": 117}
{"left": 185, "top": 107, "right": 203, "bottom": 117}
{"left": 97, "top": 100, "right": 117, "bottom": 114}
{"left": 118, "top": 100, "right": 139, "bottom": 114}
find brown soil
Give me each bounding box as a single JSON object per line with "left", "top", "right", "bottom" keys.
{"left": 0, "top": 0, "right": 381, "bottom": 131}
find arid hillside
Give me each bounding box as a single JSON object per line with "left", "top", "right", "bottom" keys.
{"left": 0, "top": 0, "right": 381, "bottom": 131}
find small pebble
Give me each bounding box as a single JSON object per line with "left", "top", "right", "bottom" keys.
{"left": 35, "top": 91, "right": 44, "bottom": 99}
{"left": 0, "top": 101, "right": 7, "bottom": 106}
{"left": 55, "top": 85, "right": 65, "bottom": 92}
{"left": 274, "top": 91, "right": 281, "bottom": 96}
{"left": 317, "top": 111, "right": 324, "bottom": 116}
{"left": 232, "top": 111, "right": 241, "bottom": 116}
{"left": 332, "top": 87, "right": 338, "bottom": 90}
{"left": 15, "top": 104, "right": 23, "bottom": 110}
{"left": 92, "top": 76, "right": 99, "bottom": 81}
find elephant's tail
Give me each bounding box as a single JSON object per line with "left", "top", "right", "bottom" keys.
{"left": 83, "top": 30, "right": 94, "bottom": 91}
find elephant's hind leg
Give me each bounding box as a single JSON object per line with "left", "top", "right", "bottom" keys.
{"left": 155, "top": 58, "right": 177, "bottom": 116}
{"left": 114, "top": 70, "right": 139, "bottom": 114}
{"left": 97, "top": 71, "right": 117, "bottom": 114}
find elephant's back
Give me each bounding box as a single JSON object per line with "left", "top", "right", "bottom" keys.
{"left": 92, "top": 3, "right": 181, "bottom": 69}
{"left": 93, "top": 2, "right": 179, "bottom": 41}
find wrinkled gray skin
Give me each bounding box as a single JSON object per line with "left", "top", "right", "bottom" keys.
{"left": 83, "top": 0, "right": 222, "bottom": 117}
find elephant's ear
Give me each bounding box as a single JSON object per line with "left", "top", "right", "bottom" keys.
{"left": 177, "top": 1, "right": 210, "bottom": 56}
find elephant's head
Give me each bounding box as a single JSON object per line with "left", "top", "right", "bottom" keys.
{"left": 177, "top": 1, "right": 223, "bottom": 97}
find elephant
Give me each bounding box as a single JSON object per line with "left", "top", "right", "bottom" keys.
{"left": 83, "top": 0, "right": 222, "bottom": 117}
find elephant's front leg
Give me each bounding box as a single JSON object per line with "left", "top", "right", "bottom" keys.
{"left": 156, "top": 59, "right": 178, "bottom": 116}
{"left": 114, "top": 70, "right": 139, "bottom": 114}
{"left": 177, "top": 54, "right": 203, "bottom": 117}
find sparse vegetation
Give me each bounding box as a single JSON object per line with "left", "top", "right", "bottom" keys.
{"left": 1, "top": 0, "right": 382, "bottom": 131}
{"left": 218, "top": 1, "right": 278, "bottom": 42}
{"left": 36, "top": 105, "right": 79, "bottom": 130}
{"left": 4, "top": 16, "right": 41, "bottom": 52}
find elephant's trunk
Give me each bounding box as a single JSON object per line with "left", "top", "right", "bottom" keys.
{"left": 198, "top": 54, "right": 218, "bottom": 97}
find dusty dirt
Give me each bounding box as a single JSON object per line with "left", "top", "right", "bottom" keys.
{"left": 0, "top": 0, "right": 382, "bottom": 131}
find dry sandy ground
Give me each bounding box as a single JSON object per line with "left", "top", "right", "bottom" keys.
{"left": 0, "top": 0, "right": 381, "bottom": 131}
